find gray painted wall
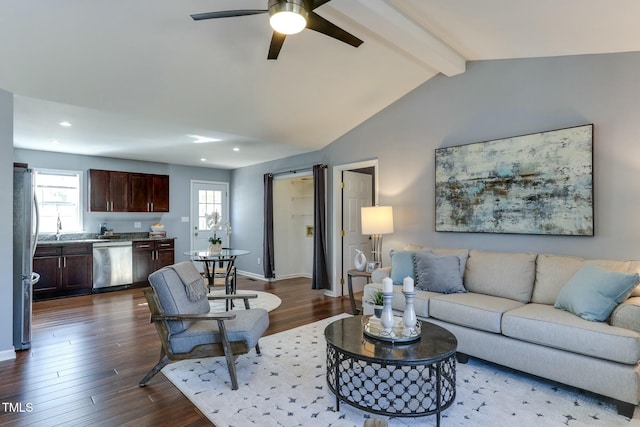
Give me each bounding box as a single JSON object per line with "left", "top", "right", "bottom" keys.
{"left": 324, "top": 52, "right": 640, "bottom": 261}
{"left": 13, "top": 149, "right": 231, "bottom": 264}
{"left": 1, "top": 90, "right": 14, "bottom": 357}
{"left": 232, "top": 51, "right": 640, "bottom": 283}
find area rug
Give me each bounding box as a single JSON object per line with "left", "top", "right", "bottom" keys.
{"left": 163, "top": 314, "right": 640, "bottom": 427}
{"left": 208, "top": 290, "right": 281, "bottom": 312}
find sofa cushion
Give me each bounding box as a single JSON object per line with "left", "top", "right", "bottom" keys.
{"left": 389, "top": 250, "right": 432, "bottom": 284}
{"left": 413, "top": 252, "right": 466, "bottom": 294}
{"left": 502, "top": 303, "right": 640, "bottom": 364}
{"left": 170, "top": 308, "right": 269, "bottom": 354}
{"left": 611, "top": 297, "right": 640, "bottom": 333}
{"left": 532, "top": 254, "right": 640, "bottom": 305}
{"left": 554, "top": 264, "right": 639, "bottom": 322}
{"left": 405, "top": 245, "right": 469, "bottom": 280}
{"left": 371, "top": 266, "right": 391, "bottom": 284}
{"left": 464, "top": 250, "right": 537, "bottom": 303}
{"left": 429, "top": 293, "right": 524, "bottom": 333}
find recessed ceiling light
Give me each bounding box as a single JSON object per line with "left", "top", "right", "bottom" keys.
{"left": 233, "top": 147, "right": 240, "bottom": 152}
{"left": 200, "top": 158, "right": 207, "bottom": 162}
{"left": 52, "top": 140, "right": 60, "bottom": 145}
{"left": 189, "top": 134, "right": 222, "bottom": 144}
{"left": 58, "top": 121, "right": 72, "bottom": 127}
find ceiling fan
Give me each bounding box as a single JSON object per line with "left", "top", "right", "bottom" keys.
{"left": 191, "top": 0, "right": 363, "bottom": 60}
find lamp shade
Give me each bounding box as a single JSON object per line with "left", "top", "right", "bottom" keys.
{"left": 361, "top": 206, "right": 394, "bottom": 235}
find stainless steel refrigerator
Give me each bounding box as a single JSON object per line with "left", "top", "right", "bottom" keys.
{"left": 13, "top": 163, "right": 39, "bottom": 350}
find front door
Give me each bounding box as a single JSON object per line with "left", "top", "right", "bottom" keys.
{"left": 190, "top": 181, "right": 229, "bottom": 253}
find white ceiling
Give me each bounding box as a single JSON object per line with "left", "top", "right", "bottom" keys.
{"left": 2, "top": 0, "right": 639, "bottom": 169}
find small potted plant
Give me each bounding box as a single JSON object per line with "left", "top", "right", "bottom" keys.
{"left": 208, "top": 236, "right": 222, "bottom": 254}
{"left": 369, "top": 290, "right": 384, "bottom": 318}
{"left": 206, "top": 212, "right": 231, "bottom": 255}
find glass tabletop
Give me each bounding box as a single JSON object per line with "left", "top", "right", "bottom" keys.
{"left": 184, "top": 249, "right": 250, "bottom": 259}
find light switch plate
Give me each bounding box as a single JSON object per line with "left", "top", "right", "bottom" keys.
{"left": 134, "top": 221, "right": 141, "bottom": 229}
{"left": 181, "top": 216, "right": 189, "bottom": 222}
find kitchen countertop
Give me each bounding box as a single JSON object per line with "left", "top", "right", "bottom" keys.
{"left": 38, "top": 233, "right": 176, "bottom": 245}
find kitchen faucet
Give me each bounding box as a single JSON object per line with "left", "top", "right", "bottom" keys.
{"left": 56, "top": 214, "right": 62, "bottom": 240}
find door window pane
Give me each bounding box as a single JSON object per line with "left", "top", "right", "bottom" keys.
{"left": 198, "top": 189, "right": 223, "bottom": 230}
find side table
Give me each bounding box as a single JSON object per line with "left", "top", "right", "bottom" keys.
{"left": 346, "top": 269, "right": 371, "bottom": 315}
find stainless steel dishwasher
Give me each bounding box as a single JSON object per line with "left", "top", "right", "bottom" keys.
{"left": 93, "top": 241, "right": 133, "bottom": 289}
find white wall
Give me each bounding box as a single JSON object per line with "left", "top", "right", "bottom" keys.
{"left": 0, "top": 89, "right": 15, "bottom": 359}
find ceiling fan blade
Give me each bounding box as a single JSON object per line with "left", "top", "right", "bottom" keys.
{"left": 306, "top": 12, "right": 363, "bottom": 48}
{"left": 268, "top": 32, "right": 287, "bottom": 60}
{"left": 190, "top": 10, "right": 267, "bottom": 21}
{"left": 310, "top": 0, "right": 331, "bottom": 10}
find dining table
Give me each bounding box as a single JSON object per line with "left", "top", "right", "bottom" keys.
{"left": 184, "top": 249, "right": 250, "bottom": 298}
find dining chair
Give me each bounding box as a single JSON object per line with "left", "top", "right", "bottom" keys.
{"left": 139, "top": 261, "right": 269, "bottom": 390}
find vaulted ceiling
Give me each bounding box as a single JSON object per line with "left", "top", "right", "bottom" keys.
{"left": 2, "top": 0, "right": 639, "bottom": 169}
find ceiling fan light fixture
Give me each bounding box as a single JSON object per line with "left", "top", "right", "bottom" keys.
{"left": 268, "top": 0, "right": 308, "bottom": 35}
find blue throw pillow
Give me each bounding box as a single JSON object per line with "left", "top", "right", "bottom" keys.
{"left": 390, "top": 250, "right": 432, "bottom": 285}
{"left": 554, "top": 264, "right": 640, "bottom": 322}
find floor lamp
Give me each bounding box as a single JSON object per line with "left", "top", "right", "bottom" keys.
{"left": 361, "top": 206, "right": 394, "bottom": 265}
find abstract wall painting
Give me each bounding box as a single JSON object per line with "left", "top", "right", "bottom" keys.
{"left": 435, "top": 124, "right": 594, "bottom": 236}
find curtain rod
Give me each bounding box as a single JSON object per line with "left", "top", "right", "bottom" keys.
{"left": 269, "top": 164, "right": 326, "bottom": 178}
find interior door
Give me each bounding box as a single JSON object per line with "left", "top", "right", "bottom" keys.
{"left": 342, "top": 171, "right": 373, "bottom": 292}
{"left": 190, "top": 181, "right": 229, "bottom": 253}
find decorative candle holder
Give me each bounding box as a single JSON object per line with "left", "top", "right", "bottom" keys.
{"left": 380, "top": 291, "right": 395, "bottom": 334}
{"left": 402, "top": 290, "right": 417, "bottom": 337}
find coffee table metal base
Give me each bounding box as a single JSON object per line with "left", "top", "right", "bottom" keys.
{"left": 326, "top": 348, "right": 455, "bottom": 425}
{"left": 325, "top": 316, "right": 457, "bottom": 427}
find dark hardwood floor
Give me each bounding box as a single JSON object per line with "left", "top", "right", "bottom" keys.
{"left": 0, "top": 276, "right": 355, "bottom": 426}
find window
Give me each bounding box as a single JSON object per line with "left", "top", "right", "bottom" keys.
{"left": 34, "top": 169, "right": 83, "bottom": 233}
{"left": 198, "top": 188, "right": 223, "bottom": 231}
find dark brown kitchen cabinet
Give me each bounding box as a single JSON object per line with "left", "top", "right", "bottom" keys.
{"left": 89, "top": 169, "right": 169, "bottom": 213}
{"left": 132, "top": 239, "right": 174, "bottom": 285}
{"left": 150, "top": 175, "right": 170, "bottom": 212}
{"left": 129, "top": 173, "right": 170, "bottom": 212}
{"left": 88, "top": 169, "right": 129, "bottom": 212}
{"left": 33, "top": 243, "right": 93, "bottom": 300}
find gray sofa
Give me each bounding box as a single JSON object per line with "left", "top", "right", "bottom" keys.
{"left": 363, "top": 246, "right": 640, "bottom": 417}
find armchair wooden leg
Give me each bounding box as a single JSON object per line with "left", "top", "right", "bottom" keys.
{"left": 217, "top": 319, "right": 239, "bottom": 390}
{"left": 255, "top": 342, "right": 261, "bottom": 355}
{"left": 139, "top": 351, "right": 170, "bottom": 387}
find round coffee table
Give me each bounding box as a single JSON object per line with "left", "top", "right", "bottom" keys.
{"left": 324, "top": 316, "right": 457, "bottom": 426}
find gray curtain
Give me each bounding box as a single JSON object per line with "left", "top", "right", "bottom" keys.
{"left": 312, "top": 164, "right": 329, "bottom": 290}
{"left": 263, "top": 173, "right": 275, "bottom": 279}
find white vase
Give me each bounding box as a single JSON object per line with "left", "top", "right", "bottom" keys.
{"left": 208, "top": 242, "right": 222, "bottom": 254}
{"left": 354, "top": 249, "right": 367, "bottom": 271}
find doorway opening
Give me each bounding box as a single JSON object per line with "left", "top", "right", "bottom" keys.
{"left": 273, "top": 173, "right": 314, "bottom": 280}
{"left": 331, "top": 160, "right": 378, "bottom": 297}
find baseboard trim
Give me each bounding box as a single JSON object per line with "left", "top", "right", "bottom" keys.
{"left": 237, "top": 271, "right": 312, "bottom": 282}
{"left": 0, "top": 348, "right": 17, "bottom": 362}
{"left": 236, "top": 271, "right": 335, "bottom": 297}
{"left": 236, "top": 270, "right": 269, "bottom": 281}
